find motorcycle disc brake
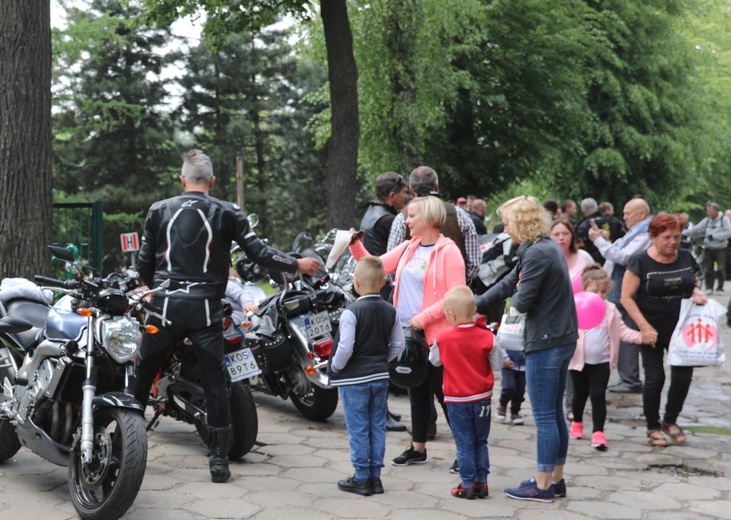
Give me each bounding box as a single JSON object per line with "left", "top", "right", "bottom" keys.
{"left": 80, "top": 428, "right": 113, "bottom": 490}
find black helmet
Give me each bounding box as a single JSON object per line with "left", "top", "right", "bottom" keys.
{"left": 389, "top": 328, "right": 429, "bottom": 389}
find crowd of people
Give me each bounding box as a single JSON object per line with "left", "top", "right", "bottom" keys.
{"left": 336, "top": 168, "right": 730, "bottom": 503}
{"left": 136, "top": 152, "right": 728, "bottom": 503}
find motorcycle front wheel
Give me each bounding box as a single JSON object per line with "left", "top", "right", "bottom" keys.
{"left": 195, "top": 381, "right": 258, "bottom": 460}
{"left": 0, "top": 358, "right": 21, "bottom": 462}
{"left": 68, "top": 408, "right": 147, "bottom": 520}
{"left": 290, "top": 385, "right": 339, "bottom": 421}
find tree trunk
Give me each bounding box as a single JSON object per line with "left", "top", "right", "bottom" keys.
{"left": 320, "top": 0, "right": 359, "bottom": 230}
{"left": 0, "top": 1, "right": 54, "bottom": 278}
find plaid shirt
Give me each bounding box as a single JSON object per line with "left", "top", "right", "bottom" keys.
{"left": 387, "top": 206, "right": 480, "bottom": 281}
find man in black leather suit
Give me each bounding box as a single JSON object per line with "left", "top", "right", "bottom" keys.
{"left": 134, "top": 149, "right": 320, "bottom": 483}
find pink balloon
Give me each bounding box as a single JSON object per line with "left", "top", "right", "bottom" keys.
{"left": 574, "top": 291, "right": 606, "bottom": 329}
{"left": 571, "top": 273, "right": 583, "bottom": 294}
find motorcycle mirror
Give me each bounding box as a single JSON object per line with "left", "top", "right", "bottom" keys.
{"left": 48, "top": 244, "right": 75, "bottom": 262}
{"left": 247, "top": 214, "right": 259, "bottom": 229}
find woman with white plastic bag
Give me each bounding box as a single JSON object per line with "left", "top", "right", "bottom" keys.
{"left": 621, "top": 213, "right": 707, "bottom": 448}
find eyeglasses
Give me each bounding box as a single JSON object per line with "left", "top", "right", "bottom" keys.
{"left": 388, "top": 174, "right": 405, "bottom": 193}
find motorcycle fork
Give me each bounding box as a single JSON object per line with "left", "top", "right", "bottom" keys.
{"left": 80, "top": 313, "right": 97, "bottom": 465}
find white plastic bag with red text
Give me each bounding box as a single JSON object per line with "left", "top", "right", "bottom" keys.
{"left": 668, "top": 299, "right": 726, "bottom": 367}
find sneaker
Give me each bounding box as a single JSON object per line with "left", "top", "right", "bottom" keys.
{"left": 391, "top": 445, "right": 428, "bottom": 466}
{"left": 511, "top": 413, "right": 524, "bottom": 425}
{"left": 552, "top": 479, "right": 567, "bottom": 498}
{"left": 449, "top": 459, "right": 459, "bottom": 474}
{"left": 472, "top": 482, "right": 489, "bottom": 499}
{"left": 386, "top": 414, "right": 407, "bottom": 432}
{"left": 496, "top": 405, "right": 507, "bottom": 422}
{"left": 570, "top": 421, "right": 584, "bottom": 439}
{"left": 338, "top": 476, "right": 372, "bottom": 496}
{"left": 705, "top": 288, "right": 714, "bottom": 295}
{"left": 370, "top": 478, "right": 384, "bottom": 494}
{"left": 451, "top": 483, "right": 475, "bottom": 499}
{"left": 591, "top": 431, "right": 609, "bottom": 451}
{"left": 504, "top": 478, "right": 555, "bottom": 503}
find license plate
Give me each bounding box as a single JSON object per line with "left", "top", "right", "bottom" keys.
{"left": 224, "top": 348, "right": 262, "bottom": 382}
{"left": 304, "top": 310, "right": 332, "bottom": 340}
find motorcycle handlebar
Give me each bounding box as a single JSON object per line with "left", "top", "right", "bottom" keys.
{"left": 34, "top": 275, "right": 78, "bottom": 289}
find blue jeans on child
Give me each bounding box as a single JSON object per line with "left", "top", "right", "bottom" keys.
{"left": 339, "top": 380, "right": 389, "bottom": 483}
{"left": 447, "top": 399, "right": 492, "bottom": 487}
{"left": 526, "top": 343, "right": 575, "bottom": 473}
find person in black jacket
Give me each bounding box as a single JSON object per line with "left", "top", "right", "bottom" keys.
{"left": 134, "top": 149, "right": 320, "bottom": 483}
{"left": 575, "top": 198, "right": 625, "bottom": 263}
{"left": 361, "top": 172, "right": 408, "bottom": 257}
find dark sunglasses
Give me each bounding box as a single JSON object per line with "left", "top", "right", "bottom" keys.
{"left": 388, "top": 174, "right": 405, "bottom": 193}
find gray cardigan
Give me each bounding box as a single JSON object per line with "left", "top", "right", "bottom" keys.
{"left": 475, "top": 236, "right": 578, "bottom": 353}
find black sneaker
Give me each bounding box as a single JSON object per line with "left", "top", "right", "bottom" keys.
{"left": 552, "top": 478, "right": 567, "bottom": 498}
{"left": 370, "top": 478, "right": 384, "bottom": 494}
{"left": 449, "top": 459, "right": 459, "bottom": 474}
{"left": 391, "top": 445, "right": 428, "bottom": 466}
{"left": 338, "top": 476, "right": 372, "bottom": 496}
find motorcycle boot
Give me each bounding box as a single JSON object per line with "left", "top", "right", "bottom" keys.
{"left": 209, "top": 424, "right": 232, "bottom": 483}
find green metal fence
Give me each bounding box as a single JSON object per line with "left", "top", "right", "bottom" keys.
{"left": 52, "top": 202, "right": 104, "bottom": 277}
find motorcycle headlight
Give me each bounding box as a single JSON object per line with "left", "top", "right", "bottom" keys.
{"left": 101, "top": 317, "right": 141, "bottom": 363}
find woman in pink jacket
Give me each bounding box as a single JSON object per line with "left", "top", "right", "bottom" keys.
{"left": 568, "top": 265, "right": 643, "bottom": 450}
{"left": 350, "top": 196, "right": 465, "bottom": 467}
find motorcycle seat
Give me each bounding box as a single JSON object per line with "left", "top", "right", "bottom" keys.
{"left": 5, "top": 299, "right": 49, "bottom": 350}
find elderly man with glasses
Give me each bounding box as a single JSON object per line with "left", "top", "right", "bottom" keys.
{"left": 587, "top": 197, "right": 652, "bottom": 394}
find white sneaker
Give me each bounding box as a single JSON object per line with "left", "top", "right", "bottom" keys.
{"left": 705, "top": 288, "right": 714, "bottom": 295}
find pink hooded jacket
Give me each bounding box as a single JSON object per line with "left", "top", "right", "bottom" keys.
{"left": 569, "top": 300, "right": 643, "bottom": 371}
{"left": 350, "top": 235, "right": 466, "bottom": 344}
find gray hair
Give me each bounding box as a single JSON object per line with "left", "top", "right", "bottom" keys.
{"left": 580, "top": 198, "right": 598, "bottom": 213}
{"left": 409, "top": 166, "right": 438, "bottom": 197}
{"left": 181, "top": 149, "right": 213, "bottom": 184}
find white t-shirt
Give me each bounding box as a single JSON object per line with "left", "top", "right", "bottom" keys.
{"left": 583, "top": 316, "right": 610, "bottom": 365}
{"left": 396, "top": 245, "right": 433, "bottom": 328}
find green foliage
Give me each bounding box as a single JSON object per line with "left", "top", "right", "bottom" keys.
{"left": 175, "top": 27, "right": 329, "bottom": 249}
{"left": 53, "top": 0, "right": 182, "bottom": 271}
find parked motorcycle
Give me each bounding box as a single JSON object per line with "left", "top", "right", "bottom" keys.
{"left": 0, "top": 245, "right": 158, "bottom": 520}
{"left": 145, "top": 298, "right": 259, "bottom": 460}
{"left": 243, "top": 265, "right": 350, "bottom": 421}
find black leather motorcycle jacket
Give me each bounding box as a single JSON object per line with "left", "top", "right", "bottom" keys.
{"left": 137, "top": 191, "right": 298, "bottom": 300}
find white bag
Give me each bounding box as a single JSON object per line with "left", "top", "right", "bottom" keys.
{"left": 495, "top": 308, "right": 526, "bottom": 351}
{"left": 668, "top": 298, "right": 726, "bottom": 367}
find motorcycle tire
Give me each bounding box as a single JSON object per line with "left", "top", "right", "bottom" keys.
{"left": 195, "top": 381, "right": 258, "bottom": 460}
{"left": 0, "top": 359, "right": 21, "bottom": 462}
{"left": 290, "top": 385, "right": 339, "bottom": 421}
{"left": 68, "top": 408, "right": 147, "bottom": 520}
{"left": 0, "top": 419, "right": 20, "bottom": 462}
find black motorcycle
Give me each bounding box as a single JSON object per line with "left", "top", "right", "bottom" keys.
{"left": 0, "top": 246, "right": 159, "bottom": 520}
{"left": 243, "top": 267, "right": 350, "bottom": 421}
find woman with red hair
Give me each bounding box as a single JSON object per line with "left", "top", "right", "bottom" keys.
{"left": 621, "top": 213, "right": 707, "bottom": 447}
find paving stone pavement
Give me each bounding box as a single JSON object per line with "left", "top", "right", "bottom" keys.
{"left": 1, "top": 294, "right": 730, "bottom": 520}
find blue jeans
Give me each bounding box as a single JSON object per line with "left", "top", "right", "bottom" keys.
{"left": 525, "top": 343, "right": 575, "bottom": 473}
{"left": 339, "top": 380, "right": 389, "bottom": 482}
{"left": 447, "top": 400, "right": 491, "bottom": 487}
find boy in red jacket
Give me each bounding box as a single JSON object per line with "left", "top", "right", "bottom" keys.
{"left": 430, "top": 285, "right": 502, "bottom": 499}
